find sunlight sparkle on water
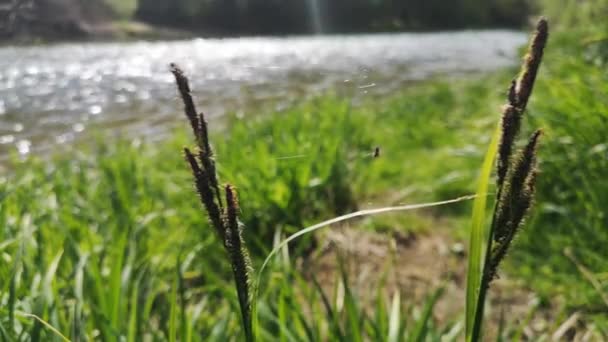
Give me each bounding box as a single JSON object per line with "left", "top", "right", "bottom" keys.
{"left": 89, "top": 105, "right": 102, "bottom": 115}
{"left": 0, "top": 135, "right": 15, "bottom": 144}
{"left": 16, "top": 140, "right": 31, "bottom": 155}
{"left": 0, "top": 31, "right": 526, "bottom": 158}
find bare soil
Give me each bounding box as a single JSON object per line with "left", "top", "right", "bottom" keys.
{"left": 298, "top": 222, "right": 591, "bottom": 340}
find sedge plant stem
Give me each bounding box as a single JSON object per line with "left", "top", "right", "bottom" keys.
{"left": 470, "top": 194, "right": 501, "bottom": 342}
{"left": 469, "top": 212, "right": 494, "bottom": 342}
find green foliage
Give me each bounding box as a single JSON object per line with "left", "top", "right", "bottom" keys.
{"left": 104, "top": 0, "right": 138, "bottom": 19}
{"left": 135, "top": 0, "right": 533, "bottom": 34}
{"left": 539, "top": 0, "right": 608, "bottom": 28}
{"left": 399, "top": 0, "right": 531, "bottom": 29}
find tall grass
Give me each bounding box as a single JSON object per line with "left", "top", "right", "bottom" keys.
{"left": 466, "top": 18, "right": 548, "bottom": 341}
{"left": 171, "top": 64, "right": 255, "bottom": 341}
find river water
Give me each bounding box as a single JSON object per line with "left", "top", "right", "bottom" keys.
{"left": 0, "top": 31, "right": 526, "bottom": 160}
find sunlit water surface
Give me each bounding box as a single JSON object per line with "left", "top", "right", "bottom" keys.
{"left": 0, "top": 31, "right": 526, "bottom": 160}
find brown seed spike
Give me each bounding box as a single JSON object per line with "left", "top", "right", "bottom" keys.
{"left": 524, "top": 167, "right": 538, "bottom": 197}
{"left": 497, "top": 105, "right": 522, "bottom": 189}
{"left": 508, "top": 79, "right": 517, "bottom": 106}
{"left": 170, "top": 63, "right": 202, "bottom": 146}
{"left": 515, "top": 18, "right": 549, "bottom": 110}
{"left": 511, "top": 131, "right": 541, "bottom": 228}
{"left": 199, "top": 149, "right": 223, "bottom": 209}
{"left": 225, "top": 185, "right": 240, "bottom": 227}
{"left": 512, "top": 130, "right": 542, "bottom": 191}
{"left": 223, "top": 184, "right": 254, "bottom": 340}
{"left": 174, "top": 67, "right": 253, "bottom": 341}
{"left": 198, "top": 112, "right": 212, "bottom": 156}
{"left": 185, "top": 148, "right": 225, "bottom": 240}
{"left": 184, "top": 147, "right": 202, "bottom": 176}
{"left": 489, "top": 173, "right": 537, "bottom": 285}
{"left": 494, "top": 130, "right": 542, "bottom": 242}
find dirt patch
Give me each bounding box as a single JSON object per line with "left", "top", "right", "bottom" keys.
{"left": 298, "top": 223, "right": 583, "bottom": 340}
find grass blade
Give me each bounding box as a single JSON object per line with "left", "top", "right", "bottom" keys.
{"left": 465, "top": 123, "right": 500, "bottom": 341}
{"left": 410, "top": 286, "right": 444, "bottom": 342}
{"left": 311, "top": 275, "right": 345, "bottom": 341}
{"left": 169, "top": 276, "right": 178, "bottom": 342}
{"left": 337, "top": 259, "right": 362, "bottom": 342}
{"left": 127, "top": 280, "right": 139, "bottom": 342}
{"left": 564, "top": 248, "right": 608, "bottom": 308}
{"left": 387, "top": 290, "right": 401, "bottom": 342}
{"left": 372, "top": 276, "right": 388, "bottom": 340}
{"left": 17, "top": 312, "right": 71, "bottom": 342}
{"left": 43, "top": 250, "right": 64, "bottom": 304}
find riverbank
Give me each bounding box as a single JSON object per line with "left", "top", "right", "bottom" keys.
{"left": 1, "top": 20, "right": 194, "bottom": 46}
{"left": 1, "top": 10, "right": 607, "bottom": 340}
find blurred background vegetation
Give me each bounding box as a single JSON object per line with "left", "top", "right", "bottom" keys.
{"left": 2, "top": 0, "right": 536, "bottom": 40}
{"left": 134, "top": 0, "right": 533, "bottom": 34}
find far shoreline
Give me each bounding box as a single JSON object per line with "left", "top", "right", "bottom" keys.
{"left": 1, "top": 19, "right": 530, "bottom": 47}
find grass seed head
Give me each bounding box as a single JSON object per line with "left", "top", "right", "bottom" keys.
{"left": 490, "top": 130, "right": 542, "bottom": 282}
{"left": 174, "top": 65, "right": 254, "bottom": 340}
{"left": 224, "top": 185, "right": 254, "bottom": 341}
{"left": 508, "top": 79, "right": 517, "bottom": 105}
{"left": 497, "top": 104, "right": 522, "bottom": 189}
{"left": 197, "top": 112, "right": 211, "bottom": 155}
{"left": 515, "top": 18, "right": 549, "bottom": 110}
{"left": 183, "top": 147, "right": 225, "bottom": 240}
{"left": 184, "top": 147, "right": 202, "bottom": 176}
{"left": 497, "top": 18, "right": 547, "bottom": 191}
{"left": 225, "top": 185, "right": 240, "bottom": 237}
{"left": 170, "top": 63, "right": 202, "bottom": 145}
{"left": 508, "top": 130, "right": 542, "bottom": 202}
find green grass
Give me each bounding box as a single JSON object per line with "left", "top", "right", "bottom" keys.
{"left": 0, "top": 81, "right": 494, "bottom": 340}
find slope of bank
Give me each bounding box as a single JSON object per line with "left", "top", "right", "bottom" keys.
{"left": 0, "top": 0, "right": 191, "bottom": 43}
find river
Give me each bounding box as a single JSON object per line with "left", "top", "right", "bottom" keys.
{"left": 0, "top": 31, "right": 526, "bottom": 161}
